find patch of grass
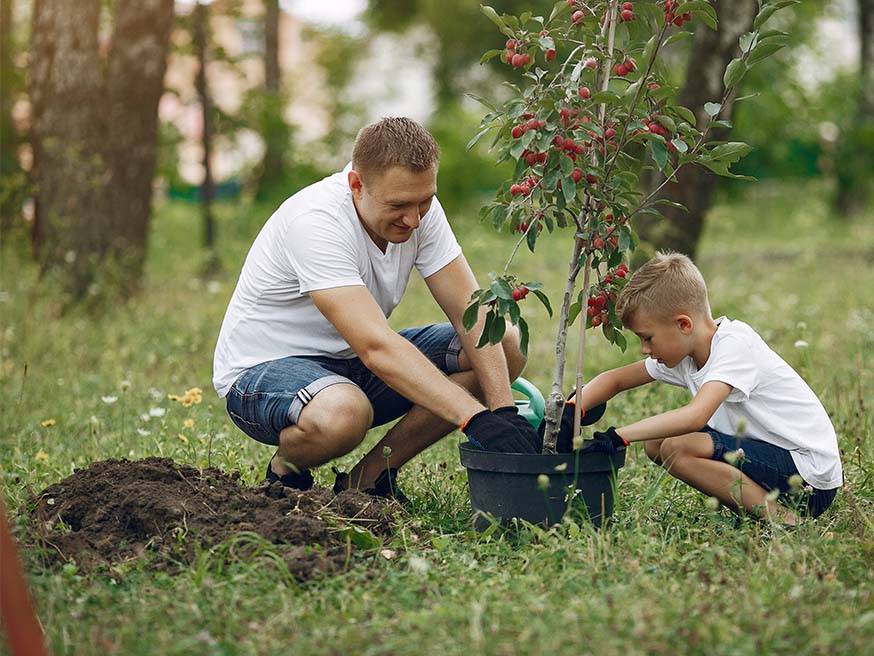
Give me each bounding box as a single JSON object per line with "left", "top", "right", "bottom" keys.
{"left": 1, "top": 180, "right": 873, "bottom": 655}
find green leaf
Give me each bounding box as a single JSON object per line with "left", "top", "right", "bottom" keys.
{"left": 559, "top": 153, "right": 574, "bottom": 176}
{"left": 664, "top": 30, "right": 693, "bottom": 47}
{"left": 490, "top": 314, "right": 506, "bottom": 344}
{"left": 708, "top": 141, "right": 752, "bottom": 163}
{"left": 481, "top": 5, "right": 512, "bottom": 36}
{"left": 613, "top": 330, "right": 628, "bottom": 351}
{"left": 739, "top": 32, "right": 757, "bottom": 53}
{"left": 518, "top": 317, "right": 530, "bottom": 357}
{"left": 338, "top": 525, "right": 380, "bottom": 549}
{"left": 723, "top": 58, "right": 747, "bottom": 89}
{"left": 591, "top": 90, "right": 622, "bottom": 105}
{"left": 479, "top": 49, "right": 504, "bottom": 66}
{"left": 673, "top": 105, "right": 698, "bottom": 125}
{"left": 704, "top": 102, "right": 721, "bottom": 117}
{"left": 747, "top": 41, "right": 786, "bottom": 66}
{"left": 463, "top": 300, "right": 481, "bottom": 332}
{"left": 568, "top": 301, "right": 581, "bottom": 327}
{"left": 656, "top": 115, "right": 676, "bottom": 133}
{"left": 649, "top": 140, "right": 668, "bottom": 171}
{"left": 562, "top": 175, "right": 576, "bottom": 204}
{"left": 491, "top": 277, "right": 515, "bottom": 300}
{"left": 548, "top": 0, "right": 571, "bottom": 25}
{"left": 642, "top": 34, "right": 658, "bottom": 65}
{"left": 466, "top": 125, "right": 493, "bottom": 151}
{"left": 532, "top": 289, "right": 553, "bottom": 317}
{"left": 476, "top": 312, "right": 495, "bottom": 348}
{"left": 671, "top": 138, "right": 688, "bottom": 153}
{"left": 753, "top": 2, "right": 798, "bottom": 30}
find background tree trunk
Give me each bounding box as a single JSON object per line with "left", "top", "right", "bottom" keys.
{"left": 30, "top": 0, "right": 105, "bottom": 294}
{"left": 194, "top": 0, "right": 219, "bottom": 272}
{"left": 29, "top": 0, "right": 173, "bottom": 301}
{"left": 104, "top": 0, "right": 174, "bottom": 286}
{"left": 0, "top": 0, "right": 25, "bottom": 242}
{"left": 254, "top": 0, "right": 291, "bottom": 200}
{"left": 834, "top": 0, "right": 874, "bottom": 215}
{"left": 635, "top": 1, "right": 758, "bottom": 259}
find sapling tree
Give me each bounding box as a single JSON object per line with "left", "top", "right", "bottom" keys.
{"left": 463, "top": 0, "right": 797, "bottom": 453}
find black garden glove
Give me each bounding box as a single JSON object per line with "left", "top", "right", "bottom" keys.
{"left": 493, "top": 405, "right": 544, "bottom": 452}
{"left": 584, "top": 427, "right": 630, "bottom": 454}
{"left": 536, "top": 397, "right": 609, "bottom": 453}
{"left": 462, "top": 409, "right": 540, "bottom": 454}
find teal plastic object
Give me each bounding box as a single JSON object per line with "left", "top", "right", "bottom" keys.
{"left": 511, "top": 377, "right": 545, "bottom": 428}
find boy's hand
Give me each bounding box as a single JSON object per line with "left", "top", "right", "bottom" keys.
{"left": 462, "top": 409, "right": 540, "bottom": 454}
{"left": 591, "top": 427, "right": 630, "bottom": 450}
{"left": 536, "top": 398, "right": 609, "bottom": 452}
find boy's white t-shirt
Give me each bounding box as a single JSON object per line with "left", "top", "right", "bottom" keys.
{"left": 645, "top": 317, "right": 842, "bottom": 490}
{"left": 212, "top": 164, "right": 462, "bottom": 397}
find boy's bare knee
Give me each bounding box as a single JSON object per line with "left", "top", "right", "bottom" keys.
{"left": 644, "top": 439, "right": 663, "bottom": 464}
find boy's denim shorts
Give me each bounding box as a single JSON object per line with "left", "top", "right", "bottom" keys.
{"left": 705, "top": 427, "right": 838, "bottom": 518}
{"left": 225, "top": 323, "right": 463, "bottom": 446}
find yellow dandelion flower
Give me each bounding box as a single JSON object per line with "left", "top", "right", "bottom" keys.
{"left": 35, "top": 449, "right": 49, "bottom": 463}
{"left": 197, "top": 436, "right": 206, "bottom": 445}
{"left": 168, "top": 394, "right": 181, "bottom": 401}
{"left": 41, "top": 418, "right": 57, "bottom": 427}
{"left": 183, "top": 418, "right": 195, "bottom": 428}
{"left": 177, "top": 433, "right": 189, "bottom": 444}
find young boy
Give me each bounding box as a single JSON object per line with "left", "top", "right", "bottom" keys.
{"left": 581, "top": 252, "right": 842, "bottom": 523}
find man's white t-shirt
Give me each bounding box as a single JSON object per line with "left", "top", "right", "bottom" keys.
{"left": 645, "top": 317, "right": 842, "bottom": 490}
{"left": 213, "top": 164, "right": 462, "bottom": 397}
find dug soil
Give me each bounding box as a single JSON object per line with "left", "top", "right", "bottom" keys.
{"left": 22, "top": 457, "right": 397, "bottom": 581}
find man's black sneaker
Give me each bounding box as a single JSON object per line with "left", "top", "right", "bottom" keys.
{"left": 265, "top": 458, "right": 314, "bottom": 490}
{"left": 332, "top": 466, "right": 410, "bottom": 505}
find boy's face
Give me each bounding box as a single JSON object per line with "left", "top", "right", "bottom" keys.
{"left": 626, "top": 310, "right": 693, "bottom": 368}
{"left": 349, "top": 166, "right": 437, "bottom": 250}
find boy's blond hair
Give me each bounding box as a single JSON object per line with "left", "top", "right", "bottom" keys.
{"left": 352, "top": 117, "right": 440, "bottom": 183}
{"left": 616, "top": 251, "right": 711, "bottom": 325}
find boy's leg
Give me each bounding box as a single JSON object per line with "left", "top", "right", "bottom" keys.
{"left": 656, "top": 433, "right": 800, "bottom": 524}
{"left": 345, "top": 324, "right": 526, "bottom": 490}
{"left": 644, "top": 439, "right": 666, "bottom": 465}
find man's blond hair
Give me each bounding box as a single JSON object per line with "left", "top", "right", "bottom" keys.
{"left": 352, "top": 117, "right": 440, "bottom": 182}
{"left": 616, "top": 251, "right": 711, "bottom": 325}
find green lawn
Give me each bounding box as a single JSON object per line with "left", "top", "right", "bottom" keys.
{"left": 2, "top": 180, "right": 873, "bottom": 655}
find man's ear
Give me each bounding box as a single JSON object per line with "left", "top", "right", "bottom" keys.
{"left": 675, "top": 314, "right": 694, "bottom": 334}
{"left": 348, "top": 170, "right": 363, "bottom": 197}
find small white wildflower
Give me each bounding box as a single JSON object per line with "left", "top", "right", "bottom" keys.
{"left": 119, "top": 380, "right": 132, "bottom": 391}
{"left": 207, "top": 281, "right": 221, "bottom": 294}
{"left": 380, "top": 549, "right": 396, "bottom": 560}
{"left": 796, "top": 321, "right": 807, "bottom": 330}
{"left": 788, "top": 474, "right": 803, "bottom": 490}
{"left": 794, "top": 340, "right": 809, "bottom": 348}
{"left": 736, "top": 448, "right": 746, "bottom": 461}
{"left": 64, "top": 250, "right": 77, "bottom": 264}
{"left": 723, "top": 450, "right": 739, "bottom": 465}
{"left": 148, "top": 388, "right": 164, "bottom": 400}
{"left": 537, "top": 474, "right": 550, "bottom": 491}
{"left": 136, "top": 428, "right": 151, "bottom": 437}
{"left": 803, "top": 485, "right": 813, "bottom": 494}
{"left": 149, "top": 407, "right": 166, "bottom": 418}
{"left": 408, "top": 556, "right": 430, "bottom": 574}
{"left": 766, "top": 488, "right": 780, "bottom": 501}
{"left": 90, "top": 415, "right": 100, "bottom": 426}
{"left": 553, "top": 462, "right": 568, "bottom": 472}
{"left": 101, "top": 396, "right": 118, "bottom": 404}
{"left": 140, "top": 413, "right": 151, "bottom": 422}
{"left": 704, "top": 496, "right": 720, "bottom": 511}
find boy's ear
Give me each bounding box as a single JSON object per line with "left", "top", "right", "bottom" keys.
{"left": 675, "top": 314, "right": 693, "bottom": 334}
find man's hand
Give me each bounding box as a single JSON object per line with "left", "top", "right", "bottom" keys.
{"left": 537, "top": 399, "right": 609, "bottom": 452}
{"left": 462, "top": 409, "right": 540, "bottom": 454}
{"left": 493, "top": 406, "right": 544, "bottom": 452}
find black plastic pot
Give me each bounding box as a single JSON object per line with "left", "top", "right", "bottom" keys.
{"left": 458, "top": 443, "right": 625, "bottom": 529}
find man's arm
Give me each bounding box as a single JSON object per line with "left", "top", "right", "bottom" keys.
{"left": 309, "top": 285, "right": 483, "bottom": 426}
{"left": 424, "top": 255, "right": 515, "bottom": 409}
{"left": 616, "top": 380, "right": 732, "bottom": 443}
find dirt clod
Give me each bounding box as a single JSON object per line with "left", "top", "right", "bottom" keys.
{"left": 23, "top": 457, "right": 397, "bottom": 581}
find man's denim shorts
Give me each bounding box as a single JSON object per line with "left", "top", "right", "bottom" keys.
{"left": 705, "top": 427, "right": 838, "bottom": 518}
{"left": 225, "top": 322, "right": 463, "bottom": 446}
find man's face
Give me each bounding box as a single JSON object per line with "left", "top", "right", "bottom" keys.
{"left": 626, "top": 309, "right": 691, "bottom": 368}
{"left": 349, "top": 165, "right": 437, "bottom": 250}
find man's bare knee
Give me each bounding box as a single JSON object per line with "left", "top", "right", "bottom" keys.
{"left": 292, "top": 384, "right": 372, "bottom": 458}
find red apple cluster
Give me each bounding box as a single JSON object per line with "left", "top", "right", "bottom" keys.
{"left": 620, "top": 3, "right": 635, "bottom": 22}
{"left": 613, "top": 57, "right": 636, "bottom": 78}
{"left": 512, "top": 285, "right": 530, "bottom": 301}
{"left": 511, "top": 115, "right": 547, "bottom": 139}
{"left": 663, "top": 0, "right": 692, "bottom": 27}
{"left": 587, "top": 263, "right": 629, "bottom": 327}
{"left": 510, "top": 174, "right": 541, "bottom": 196}
{"left": 506, "top": 39, "right": 532, "bottom": 68}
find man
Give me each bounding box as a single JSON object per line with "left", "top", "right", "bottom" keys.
{"left": 213, "top": 117, "right": 539, "bottom": 502}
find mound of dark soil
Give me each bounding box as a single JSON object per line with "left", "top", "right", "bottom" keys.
{"left": 23, "top": 457, "right": 397, "bottom": 581}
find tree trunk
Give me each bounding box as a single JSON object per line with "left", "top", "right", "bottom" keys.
{"left": 835, "top": 0, "right": 874, "bottom": 215}
{"left": 255, "top": 0, "right": 291, "bottom": 200}
{"left": 194, "top": 0, "right": 219, "bottom": 272}
{"left": 636, "top": 2, "right": 758, "bottom": 259}
{"left": 0, "top": 0, "right": 24, "bottom": 241}
{"left": 30, "top": 0, "right": 173, "bottom": 300}
{"left": 104, "top": 0, "right": 175, "bottom": 286}
{"left": 30, "top": 0, "right": 106, "bottom": 293}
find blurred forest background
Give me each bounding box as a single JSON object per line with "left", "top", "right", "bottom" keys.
{"left": 0, "top": 0, "right": 872, "bottom": 305}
